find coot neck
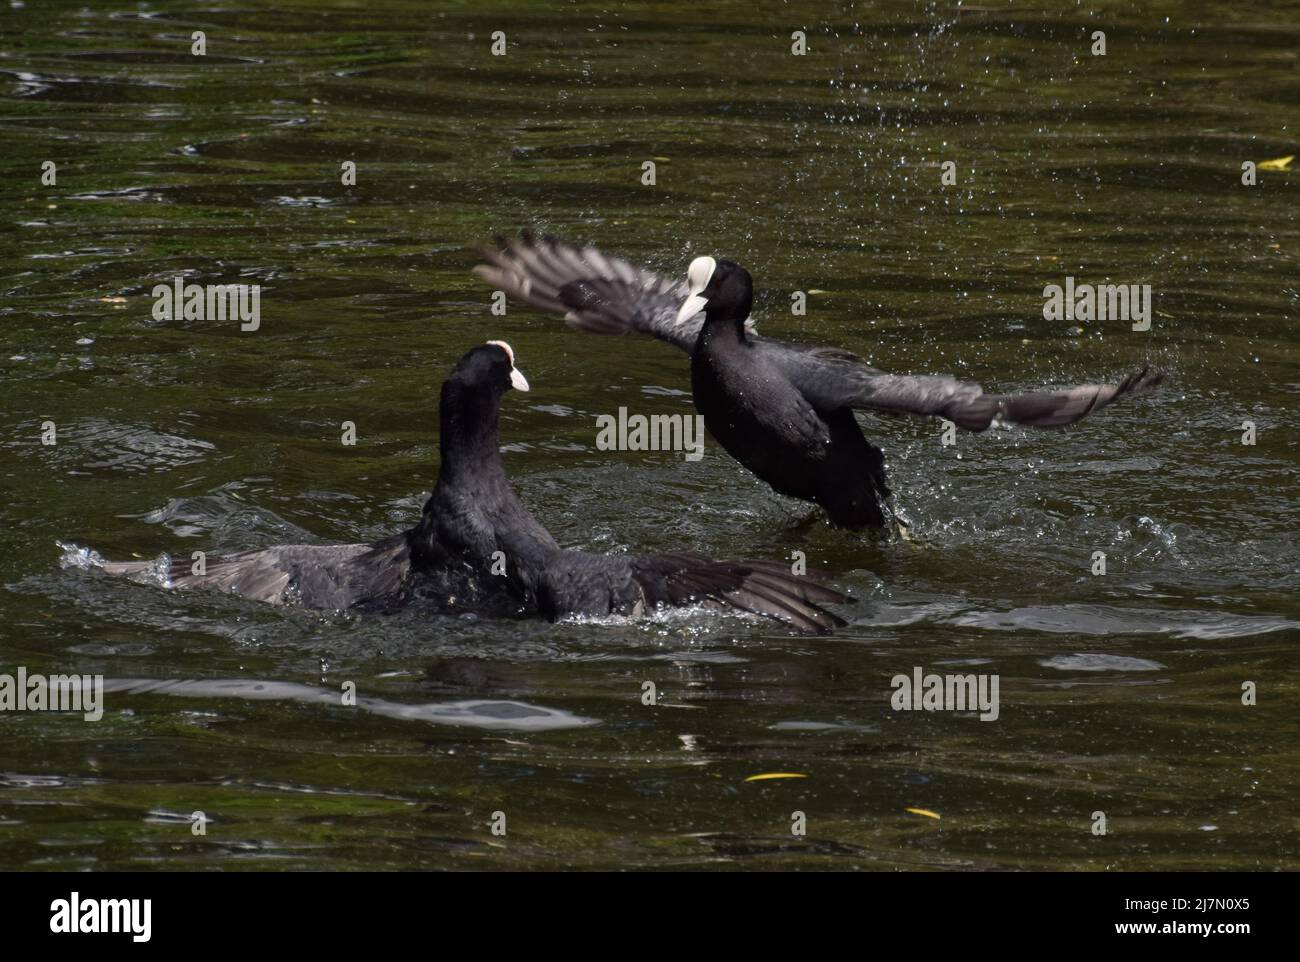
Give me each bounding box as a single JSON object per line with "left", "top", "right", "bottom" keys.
{"left": 697, "top": 312, "right": 747, "bottom": 351}
{"left": 437, "top": 383, "right": 508, "bottom": 485}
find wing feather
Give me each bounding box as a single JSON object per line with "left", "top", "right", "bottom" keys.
{"left": 771, "top": 341, "right": 1163, "bottom": 431}
{"left": 632, "top": 551, "right": 850, "bottom": 635}
{"left": 473, "top": 232, "right": 757, "bottom": 350}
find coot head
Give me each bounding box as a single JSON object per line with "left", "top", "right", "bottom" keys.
{"left": 449, "top": 340, "right": 530, "bottom": 395}
{"left": 676, "top": 256, "right": 753, "bottom": 327}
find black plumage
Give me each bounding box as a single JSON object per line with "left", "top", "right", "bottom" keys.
{"left": 103, "top": 342, "right": 849, "bottom": 634}
{"left": 475, "top": 233, "right": 1164, "bottom": 529}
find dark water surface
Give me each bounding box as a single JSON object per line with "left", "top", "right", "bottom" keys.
{"left": 2, "top": 1, "right": 1297, "bottom": 870}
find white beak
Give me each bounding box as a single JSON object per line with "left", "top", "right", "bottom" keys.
{"left": 677, "top": 255, "right": 717, "bottom": 325}
{"left": 676, "top": 293, "right": 708, "bottom": 325}
{"left": 486, "top": 339, "right": 530, "bottom": 391}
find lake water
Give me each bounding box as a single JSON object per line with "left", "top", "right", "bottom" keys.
{"left": 1, "top": 1, "right": 1297, "bottom": 870}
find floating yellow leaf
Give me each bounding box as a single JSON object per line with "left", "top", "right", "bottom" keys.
{"left": 744, "top": 772, "right": 808, "bottom": 782}
{"left": 1258, "top": 155, "right": 1294, "bottom": 171}
{"left": 905, "top": 807, "right": 941, "bottom": 819}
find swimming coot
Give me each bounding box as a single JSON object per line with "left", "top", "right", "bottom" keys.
{"left": 103, "top": 342, "right": 849, "bottom": 634}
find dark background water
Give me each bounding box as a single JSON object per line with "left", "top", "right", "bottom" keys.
{"left": 1, "top": 0, "right": 1297, "bottom": 870}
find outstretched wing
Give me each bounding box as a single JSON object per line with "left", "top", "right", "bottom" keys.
{"left": 101, "top": 535, "right": 411, "bottom": 608}
{"left": 631, "top": 552, "right": 851, "bottom": 635}
{"left": 771, "top": 343, "right": 1164, "bottom": 431}
{"left": 473, "top": 231, "right": 753, "bottom": 351}
{"left": 102, "top": 547, "right": 297, "bottom": 602}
